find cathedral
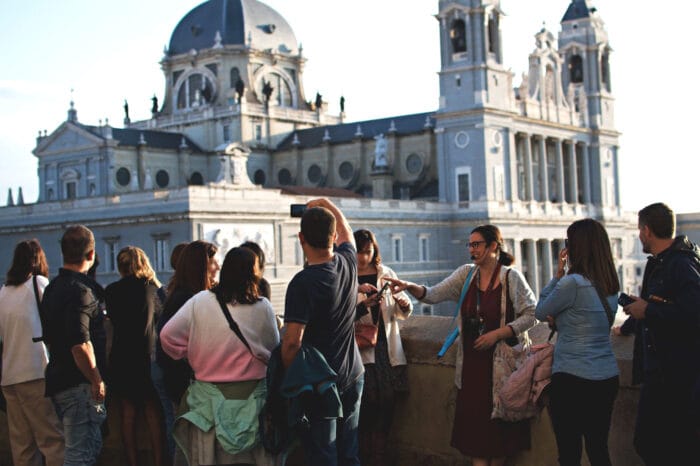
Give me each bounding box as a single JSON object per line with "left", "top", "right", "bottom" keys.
{"left": 0, "top": 0, "right": 644, "bottom": 314}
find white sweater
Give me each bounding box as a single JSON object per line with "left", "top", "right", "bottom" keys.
{"left": 161, "top": 290, "right": 280, "bottom": 383}
{"left": 0, "top": 276, "right": 49, "bottom": 386}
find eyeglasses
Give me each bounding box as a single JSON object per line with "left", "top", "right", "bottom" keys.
{"left": 467, "top": 241, "right": 487, "bottom": 249}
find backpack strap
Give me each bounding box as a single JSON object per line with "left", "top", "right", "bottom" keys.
{"left": 213, "top": 291, "right": 253, "bottom": 355}
{"left": 31, "top": 275, "right": 44, "bottom": 343}
{"left": 593, "top": 285, "right": 616, "bottom": 327}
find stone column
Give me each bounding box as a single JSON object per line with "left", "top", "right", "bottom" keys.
{"left": 523, "top": 133, "right": 534, "bottom": 201}
{"left": 581, "top": 143, "right": 592, "bottom": 204}
{"left": 507, "top": 129, "right": 519, "bottom": 201}
{"left": 541, "top": 239, "right": 553, "bottom": 285}
{"left": 567, "top": 141, "right": 578, "bottom": 204}
{"left": 512, "top": 239, "right": 523, "bottom": 268}
{"left": 555, "top": 138, "right": 565, "bottom": 204}
{"left": 538, "top": 136, "right": 548, "bottom": 202}
{"left": 526, "top": 239, "right": 540, "bottom": 294}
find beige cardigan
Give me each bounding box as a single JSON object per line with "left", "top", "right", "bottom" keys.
{"left": 357, "top": 264, "right": 413, "bottom": 367}
{"left": 422, "top": 264, "right": 537, "bottom": 388}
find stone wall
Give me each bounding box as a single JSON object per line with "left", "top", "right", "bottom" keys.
{"left": 0, "top": 316, "right": 643, "bottom": 465}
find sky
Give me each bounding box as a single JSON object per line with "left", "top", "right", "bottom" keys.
{"left": 0, "top": 1, "right": 697, "bottom": 213}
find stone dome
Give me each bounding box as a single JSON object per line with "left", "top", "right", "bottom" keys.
{"left": 168, "top": 0, "right": 298, "bottom": 56}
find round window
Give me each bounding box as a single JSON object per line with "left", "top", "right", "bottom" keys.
{"left": 278, "top": 168, "right": 292, "bottom": 185}
{"left": 405, "top": 154, "right": 423, "bottom": 174}
{"left": 116, "top": 167, "right": 131, "bottom": 187}
{"left": 189, "top": 172, "right": 204, "bottom": 185}
{"left": 339, "top": 161, "right": 354, "bottom": 181}
{"left": 307, "top": 164, "right": 322, "bottom": 183}
{"left": 156, "top": 170, "right": 170, "bottom": 188}
{"left": 254, "top": 170, "right": 266, "bottom": 185}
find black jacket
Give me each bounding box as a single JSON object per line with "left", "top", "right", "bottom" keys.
{"left": 631, "top": 236, "right": 700, "bottom": 385}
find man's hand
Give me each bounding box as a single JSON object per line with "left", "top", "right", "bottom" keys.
{"left": 624, "top": 295, "right": 647, "bottom": 320}
{"left": 92, "top": 380, "right": 106, "bottom": 402}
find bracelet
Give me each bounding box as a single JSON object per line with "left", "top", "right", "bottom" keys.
{"left": 416, "top": 285, "right": 427, "bottom": 300}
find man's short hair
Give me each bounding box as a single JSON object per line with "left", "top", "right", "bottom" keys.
{"left": 61, "top": 225, "right": 95, "bottom": 265}
{"left": 638, "top": 203, "right": 675, "bottom": 239}
{"left": 301, "top": 207, "right": 335, "bottom": 249}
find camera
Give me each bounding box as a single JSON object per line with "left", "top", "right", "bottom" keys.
{"left": 463, "top": 316, "right": 484, "bottom": 340}
{"left": 618, "top": 293, "right": 635, "bottom": 307}
{"left": 290, "top": 204, "right": 307, "bottom": 218}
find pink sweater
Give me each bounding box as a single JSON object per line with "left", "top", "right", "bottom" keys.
{"left": 160, "top": 290, "right": 279, "bottom": 383}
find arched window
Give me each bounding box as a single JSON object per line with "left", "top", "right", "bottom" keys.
{"left": 253, "top": 170, "right": 266, "bottom": 186}
{"left": 488, "top": 13, "right": 499, "bottom": 54}
{"left": 230, "top": 67, "right": 241, "bottom": 88}
{"left": 450, "top": 19, "right": 467, "bottom": 54}
{"left": 189, "top": 172, "right": 204, "bottom": 185}
{"left": 569, "top": 55, "right": 583, "bottom": 83}
{"left": 176, "top": 71, "right": 216, "bottom": 110}
{"left": 601, "top": 50, "right": 611, "bottom": 92}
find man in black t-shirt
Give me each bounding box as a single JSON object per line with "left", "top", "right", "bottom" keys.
{"left": 282, "top": 198, "right": 364, "bottom": 466}
{"left": 41, "top": 225, "right": 106, "bottom": 464}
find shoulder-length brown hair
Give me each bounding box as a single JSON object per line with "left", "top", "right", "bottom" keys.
{"left": 168, "top": 240, "right": 217, "bottom": 295}
{"left": 6, "top": 239, "right": 49, "bottom": 286}
{"left": 566, "top": 218, "right": 620, "bottom": 295}
{"left": 353, "top": 229, "right": 382, "bottom": 266}
{"left": 214, "top": 247, "right": 260, "bottom": 305}
{"left": 116, "top": 246, "right": 161, "bottom": 287}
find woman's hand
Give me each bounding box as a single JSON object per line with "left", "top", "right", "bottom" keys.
{"left": 473, "top": 330, "right": 500, "bottom": 351}
{"left": 358, "top": 283, "right": 377, "bottom": 295}
{"left": 394, "top": 294, "right": 411, "bottom": 312}
{"left": 556, "top": 248, "right": 568, "bottom": 279}
{"left": 360, "top": 292, "right": 383, "bottom": 308}
{"left": 546, "top": 315, "right": 557, "bottom": 331}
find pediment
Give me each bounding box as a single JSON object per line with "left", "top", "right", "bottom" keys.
{"left": 33, "top": 123, "right": 103, "bottom": 157}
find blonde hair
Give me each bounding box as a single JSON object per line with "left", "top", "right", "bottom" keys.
{"left": 117, "top": 246, "right": 161, "bottom": 287}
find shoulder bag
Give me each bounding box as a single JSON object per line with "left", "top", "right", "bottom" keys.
{"left": 213, "top": 291, "right": 253, "bottom": 355}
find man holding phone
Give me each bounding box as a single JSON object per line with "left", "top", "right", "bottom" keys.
{"left": 282, "top": 198, "right": 364, "bottom": 466}
{"left": 621, "top": 203, "right": 700, "bottom": 465}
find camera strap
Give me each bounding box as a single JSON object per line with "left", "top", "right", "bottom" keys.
{"left": 213, "top": 291, "right": 254, "bottom": 356}
{"left": 437, "top": 266, "right": 476, "bottom": 358}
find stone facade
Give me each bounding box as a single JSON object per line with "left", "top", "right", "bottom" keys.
{"left": 0, "top": 0, "right": 647, "bottom": 313}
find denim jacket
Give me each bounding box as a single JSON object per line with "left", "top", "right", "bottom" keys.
{"left": 535, "top": 274, "right": 618, "bottom": 381}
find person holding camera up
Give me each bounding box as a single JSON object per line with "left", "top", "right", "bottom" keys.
{"left": 385, "top": 224, "right": 536, "bottom": 466}
{"left": 353, "top": 229, "right": 412, "bottom": 466}
{"left": 282, "top": 198, "right": 364, "bottom": 466}
{"left": 535, "top": 219, "right": 620, "bottom": 466}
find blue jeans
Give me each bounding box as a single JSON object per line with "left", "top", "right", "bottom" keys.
{"left": 151, "top": 361, "right": 176, "bottom": 459}
{"left": 52, "top": 384, "right": 106, "bottom": 466}
{"left": 300, "top": 375, "right": 364, "bottom": 466}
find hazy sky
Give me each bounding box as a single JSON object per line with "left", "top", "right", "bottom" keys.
{"left": 0, "top": 1, "right": 697, "bottom": 213}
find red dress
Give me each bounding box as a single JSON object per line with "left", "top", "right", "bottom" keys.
{"left": 450, "top": 268, "right": 530, "bottom": 458}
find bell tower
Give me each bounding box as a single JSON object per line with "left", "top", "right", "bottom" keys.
{"left": 558, "top": 0, "right": 614, "bottom": 130}
{"left": 436, "top": 0, "right": 513, "bottom": 112}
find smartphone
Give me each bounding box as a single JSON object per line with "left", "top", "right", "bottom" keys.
{"left": 368, "top": 282, "right": 391, "bottom": 296}
{"left": 377, "top": 282, "right": 391, "bottom": 295}
{"left": 618, "top": 293, "right": 635, "bottom": 307}
{"left": 290, "top": 204, "right": 307, "bottom": 217}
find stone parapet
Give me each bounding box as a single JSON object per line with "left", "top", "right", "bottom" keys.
{"left": 0, "top": 316, "right": 643, "bottom": 465}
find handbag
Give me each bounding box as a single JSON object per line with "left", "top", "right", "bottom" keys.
{"left": 355, "top": 322, "right": 378, "bottom": 349}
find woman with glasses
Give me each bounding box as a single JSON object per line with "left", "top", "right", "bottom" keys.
{"left": 535, "top": 219, "right": 619, "bottom": 466}
{"left": 353, "top": 229, "right": 412, "bottom": 466}
{"left": 385, "top": 225, "right": 537, "bottom": 466}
